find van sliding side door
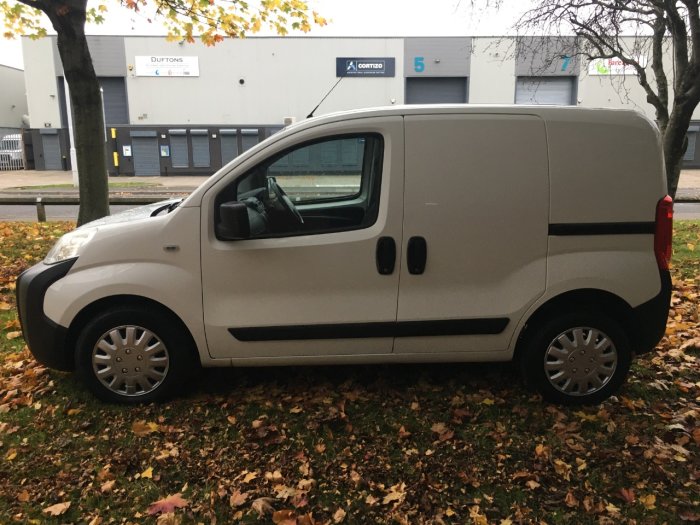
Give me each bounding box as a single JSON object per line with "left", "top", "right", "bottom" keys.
{"left": 395, "top": 114, "right": 549, "bottom": 356}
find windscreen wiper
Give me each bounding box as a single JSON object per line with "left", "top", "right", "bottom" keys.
{"left": 150, "top": 198, "right": 184, "bottom": 217}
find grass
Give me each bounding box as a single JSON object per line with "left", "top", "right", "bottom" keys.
{"left": 672, "top": 219, "right": 700, "bottom": 278}
{"left": 0, "top": 221, "right": 697, "bottom": 524}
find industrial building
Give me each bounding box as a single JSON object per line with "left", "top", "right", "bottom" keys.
{"left": 16, "top": 35, "right": 700, "bottom": 175}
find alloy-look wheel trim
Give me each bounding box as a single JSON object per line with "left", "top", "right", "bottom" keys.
{"left": 91, "top": 325, "right": 170, "bottom": 397}
{"left": 543, "top": 326, "right": 618, "bottom": 396}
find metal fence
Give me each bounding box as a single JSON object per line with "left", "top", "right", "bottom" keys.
{"left": 0, "top": 133, "right": 24, "bottom": 171}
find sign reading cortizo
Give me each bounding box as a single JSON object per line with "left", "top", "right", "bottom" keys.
{"left": 134, "top": 56, "right": 200, "bottom": 77}
{"left": 336, "top": 57, "right": 395, "bottom": 77}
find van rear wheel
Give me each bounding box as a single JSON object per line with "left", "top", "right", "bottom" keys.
{"left": 75, "top": 305, "right": 195, "bottom": 403}
{"left": 520, "top": 312, "right": 631, "bottom": 405}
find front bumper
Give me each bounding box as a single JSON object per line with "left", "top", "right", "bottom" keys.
{"left": 16, "top": 258, "right": 77, "bottom": 371}
{"left": 630, "top": 269, "right": 672, "bottom": 355}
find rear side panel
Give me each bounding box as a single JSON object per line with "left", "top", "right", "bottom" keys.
{"left": 544, "top": 109, "right": 666, "bottom": 308}
{"left": 546, "top": 110, "right": 666, "bottom": 224}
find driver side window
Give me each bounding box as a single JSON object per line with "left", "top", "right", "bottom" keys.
{"left": 218, "top": 134, "right": 383, "bottom": 239}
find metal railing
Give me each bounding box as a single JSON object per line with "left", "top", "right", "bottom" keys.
{"left": 0, "top": 134, "right": 24, "bottom": 171}
{"left": 0, "top": 195, "right": 164, "bottom": 221}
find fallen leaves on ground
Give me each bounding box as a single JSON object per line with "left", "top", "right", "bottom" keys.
{"left": 0, "top": 220, "right": 698, "bottom": 523}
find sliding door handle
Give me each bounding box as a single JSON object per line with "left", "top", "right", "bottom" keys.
{"left": 407, "top": 236, "right": 427, "bottom": 275}
{"left": 376, "top": 236, "right": 396, "bottom": 275}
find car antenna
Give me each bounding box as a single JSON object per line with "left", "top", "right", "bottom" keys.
{"left": 307, "top": 77, "right": 343, "bottom": 118}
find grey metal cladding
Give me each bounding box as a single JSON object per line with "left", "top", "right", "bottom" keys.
{"left": 52, "top": 36, "right": 126, "bottom": 76}
{"left": 404, "top": 37, "right": 472, "bottom": 77}
{"left": 515, "top": 37, "right": 579, "bottom": 76}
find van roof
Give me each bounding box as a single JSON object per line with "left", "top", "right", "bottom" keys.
{"left": 289, "top": 104, "right": 654, "bottom": 135}
{"left": 308, "top": 103, "right": 640, "bottom": 122}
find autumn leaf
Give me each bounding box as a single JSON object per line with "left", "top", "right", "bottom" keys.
{"left": 242, "top": 471, "right": 258, "bottom": 483}
{"left": 6, "top": 331, "right": 21, "bottom": 340}
{"left": 141, "top": 466, "right": 154, "bottom": 479}
{"left": 640, "top": 494, "right": 656, "bottom": 510}
{"left": 17, "top": 489, "right": 29, "bottom": 502}
{"left": 553, "top": 459, "right": 572, "bottom": 480}
{"left": 147, "top": 494, "right": 188, "bottom": 515}
{"left": 469, "top": 505, "right": 488, "bottom": 525}
{"left": 272, "top": 509, "right": 297, "bottom": 525}
{"left": 564, "top": 491, "right": 579, "bottom": 508}
{"left": 619, "top": 488, "right": 635, "bottom": 503}
{"left": 132, "top": 420, "right": 159, "bottom": 436}
{"left": 251, "top": 497, "right": 275, "bottom": 516}
{"left": 230, "top": 489, "right": 248, "bottom": 507}
{"left": 382, "top": 482, "right": 406, "bottom": 506}
{"left": 43, "top": 501, "right": 70, "bottom": 516}
{"left": 101, "top": 479, "right": 115, "bottom": 493}
{"left": 333, "top": 508, "right": 346, "bottom": 523}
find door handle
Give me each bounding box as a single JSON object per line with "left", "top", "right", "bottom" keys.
{"left": 407, "top": 236, "right": 427, "bottom": 275}
{"left": 376, "top": 237, "right": 396, "bottom": 275}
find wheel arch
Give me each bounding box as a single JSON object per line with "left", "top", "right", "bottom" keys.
{"left": 514, "top": 288, "right": 636, "bottom": 362}
{"left": 66, "top": 294, "right": 202, "bottom": 369}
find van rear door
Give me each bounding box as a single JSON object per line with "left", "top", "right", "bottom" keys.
{"left": 395, "top": 113, "right": 549, "bottom": 356}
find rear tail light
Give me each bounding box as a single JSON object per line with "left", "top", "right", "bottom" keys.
{"left": 654, "top": 195, "right": 673, "bottom": 270}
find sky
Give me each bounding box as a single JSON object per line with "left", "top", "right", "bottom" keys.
{"left": 0, "top": 0, "right": 534, "bottom": 69}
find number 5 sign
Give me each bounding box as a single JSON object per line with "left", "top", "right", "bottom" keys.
{"left": 414, "top": 56, "right": 425, "bottom": 73}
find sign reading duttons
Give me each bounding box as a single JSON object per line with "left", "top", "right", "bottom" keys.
{"left": 134, "top": 56, "right": 200, "bottom": 77}
{"left": 336, "top": 57, "right": 395, "bottom": 77}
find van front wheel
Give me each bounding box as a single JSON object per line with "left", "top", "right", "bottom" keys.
{"left": 520, "top": 312, "right": 631, "bottom": 405}
{"left": 75, "top": 305, "right": 194, "bottom": 403}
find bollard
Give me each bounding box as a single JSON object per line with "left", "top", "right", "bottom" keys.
{"left": 35, "top": 197, "right": 46, "bottom": 222}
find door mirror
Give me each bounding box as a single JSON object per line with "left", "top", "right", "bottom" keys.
{"left": 216, "top": 201, "right": 251, "bottom": 240}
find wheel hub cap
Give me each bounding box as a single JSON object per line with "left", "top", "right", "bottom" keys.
{"left": 91, "top": 325, "right": 169, "bottom": 397}
{"left": 544, "top": 326, "right": 617, "bottom": 396}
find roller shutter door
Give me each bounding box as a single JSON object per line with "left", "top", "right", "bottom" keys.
{"left": 169, "top": 130, "right": 189, "bottom": 168}
{"left": 191, "top": 130, "right": 210, "bottom": 167}
{"left": 132, "top": 136, "right": 160, "bottom": 176}
{"left": 684, "top": 126, "right": 698, "bottom": 162}
{"left": 515, "top": 77, "right": 574, "bottom": 105}
{"left": 241, "top": 129, "right": 259, "bottom": 152}
{"left": 42, "top": 134, "right": 62, "bottom": 170}
{"left": 406, "top": 77, "right": 468, "bottom": 104}
{"left": 99, "top": 77, "right": 128, "bottom": 125}
{"left": 220, "top": 130, "right": 238, "bottom": 164}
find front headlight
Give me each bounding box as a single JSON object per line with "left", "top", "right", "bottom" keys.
{"left": 44, "top": 229, "right": 97, "bottom": 265}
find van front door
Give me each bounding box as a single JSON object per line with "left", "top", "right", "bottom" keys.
{"left": 200, "top": 117, "right": 404, "bottom": 360}
{"left": 395, "top": 113, "right": 549, "bottom": 356}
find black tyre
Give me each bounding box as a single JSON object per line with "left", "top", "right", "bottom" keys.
{"left": 519, "top": 311, "right": 631, "bottom": 405}
{"left": 75, "top": 304, "right": 197, "bottom": 403}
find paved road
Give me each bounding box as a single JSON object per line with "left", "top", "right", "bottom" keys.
{"left": 1, "top": 202, "right": 699, "bottom": 221}
{"left": 0, "top": 204, "right": 139, "bottom": 221}
{"left": 675, "top": 202, "right": 700, "bottom": 219}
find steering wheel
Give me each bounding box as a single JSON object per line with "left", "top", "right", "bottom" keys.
{"left": 266, "top": 177, "right": 304, "bottom": 224}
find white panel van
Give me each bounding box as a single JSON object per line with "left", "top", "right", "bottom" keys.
{"left": 16, "top": 106, "right": 673, "bottom": 405}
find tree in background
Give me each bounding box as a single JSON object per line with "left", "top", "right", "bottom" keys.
{"left": 516, "top": 0, "right": 699, "bottom": 199}
{"left": 1, "top": 0, "right": 326, "bottom": 225}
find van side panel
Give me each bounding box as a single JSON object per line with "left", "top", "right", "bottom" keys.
{"left": 543, "top": 110, "right": 665, "bottom": 308}
{"left": 396, "top": 113, "right": 549, "bottom": 354}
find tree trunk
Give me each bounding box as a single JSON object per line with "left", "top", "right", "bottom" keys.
{"left": 663, "top": 102, "right": 694, "bottom": 199}
{"left": 47, "top": 1, "right": 109, "bottom": 225}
